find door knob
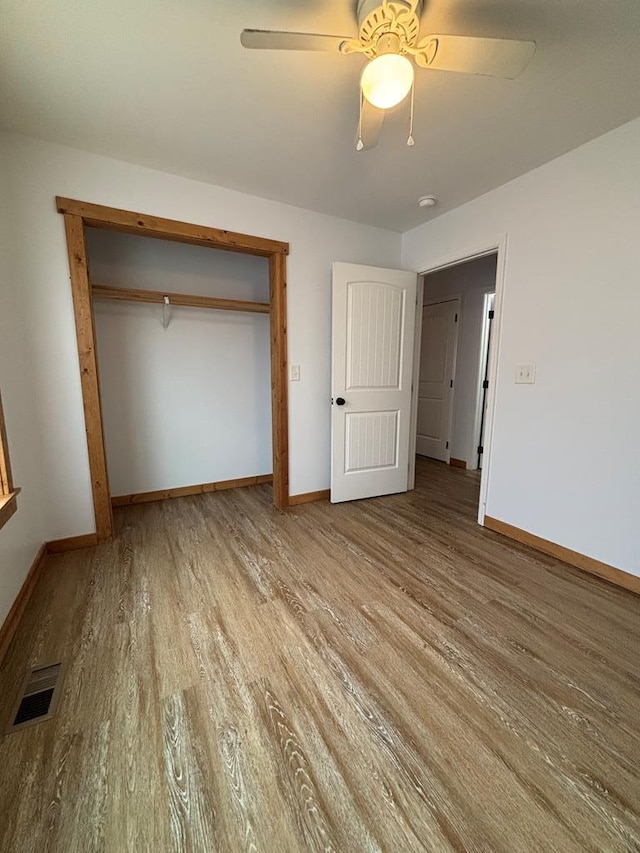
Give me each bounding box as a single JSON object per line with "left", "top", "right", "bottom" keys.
{"left": 336, "top": 397, "right": 346, "bottom": 406}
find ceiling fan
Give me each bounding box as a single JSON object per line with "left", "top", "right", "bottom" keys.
{"left": 241, "top": 0, "right": 536, "bottom": 150}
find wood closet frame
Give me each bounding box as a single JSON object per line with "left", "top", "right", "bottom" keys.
{"left": 57, "top": 197, "right": 290, "bottom": 542}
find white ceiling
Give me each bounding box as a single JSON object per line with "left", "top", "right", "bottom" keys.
{"left": 2, "top": 0, "right": 640, "bottom": 231}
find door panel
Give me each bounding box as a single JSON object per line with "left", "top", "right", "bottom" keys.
{"left": 347, "top": 282, "right": 403, "bottom": 389}
{"left": 345, "top": 410, "right": 399, "bottom": 472}
{"left": 421, "top": 315, "right": 448, "bottom": 381}
{"left": 416, "top": 300, "right": 459, "bottom": 462}
{"left": 417, "top": 399, "right": 442, "bottom": 439}
{"left": 332, "top": 263, "right": 417, "bottom": 503}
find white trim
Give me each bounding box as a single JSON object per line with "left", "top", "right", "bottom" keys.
{"left": 413, "top": 235, "right": 508, "bottom": 526}
{"left": 408, "top": 275, "right": 424, "bottom": 490}
{"left": 417, "top": 243, "right": 499, "bottom": 277}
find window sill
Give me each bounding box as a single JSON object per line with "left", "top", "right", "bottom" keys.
{"left": 0, "top": 488, "right": 20, "bottom": 532}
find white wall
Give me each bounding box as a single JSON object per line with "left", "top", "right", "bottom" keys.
{"left": 87, "top": 231, "right": 271, "bottom": 495}
{"left": 0, "top": 163, "right": 45, "bottom": 625}
{"left": 403, "top": 117, "right": 640, "bottom": 575}
{"left": 0, "top": 132, "right": 401, "bottom": 549}
{"left": 423, "top": 254, "right": 497, "bottom": 468}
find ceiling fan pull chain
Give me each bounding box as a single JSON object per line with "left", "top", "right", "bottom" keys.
{"left": 356, "top": 91, "right": 365, "bottom": 151}
{"left": 407, "top": 77, "right": 415, "bottom": 146}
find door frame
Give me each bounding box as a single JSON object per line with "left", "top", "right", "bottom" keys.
{"left": 471, "top": 289, "right": 496, "bottom": 471}
{"left": 57, "top": 197, "right": 290, "bottom": 542}
{"left": 409, "top": 236, "right": 507, "bottom": 525}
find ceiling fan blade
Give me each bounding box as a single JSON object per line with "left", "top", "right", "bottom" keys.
{"left": 356, "top": 100, "right": 385, "bottom": 151}
{"left": 416, "top": 35, "right": 536, "bottom": 79}
{"left": 240, "top": 29, "right": 351, "bottom": 52}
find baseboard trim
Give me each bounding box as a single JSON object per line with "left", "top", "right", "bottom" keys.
{"left": 289, "top": 489, "right": 331, "bottom": 506}
{"left": 46, "top": 533, "right": 99, "bottom": 554}
{"left": 47, "top": 476, "right": 275, "bottom": 553}
{"left": 449, "top": 458, "right": 467, "bottom": 470}
{"left": 0, "top": 544, "right": 48, "bottom": 664}
{"left": 484, "top": 515, "right": 640, "bottom": 595}
{"left": 112, "top": 474, "right": 273, "bottom": 507}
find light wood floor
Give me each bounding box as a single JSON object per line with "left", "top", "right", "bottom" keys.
{"left": 1, "top": 458, "right": 639, "bottom": 852}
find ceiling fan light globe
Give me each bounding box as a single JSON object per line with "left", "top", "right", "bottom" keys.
{"left": 361, "top": 54, "right": 414, "bottom": 109}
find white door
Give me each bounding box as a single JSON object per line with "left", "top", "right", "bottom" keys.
{"left": 331, "top": 262, "right": 417, "bottom": 503}
{"left": 416, "top": 299, "right": 459, "bottom": 462}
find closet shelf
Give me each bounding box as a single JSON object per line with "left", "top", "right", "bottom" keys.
{"left": 92, "top": 284, "right": 270, "bottom": 314}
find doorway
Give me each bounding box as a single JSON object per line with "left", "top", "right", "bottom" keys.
{"left": 411, "top": 248, "right": 501, "bottom": 523}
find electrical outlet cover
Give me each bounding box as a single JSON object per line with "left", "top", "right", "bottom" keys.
{"left": 515, "top": 364, "right": 536, "bottom": 384}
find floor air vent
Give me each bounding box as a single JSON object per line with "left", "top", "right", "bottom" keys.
{"left": 7, "top": 663, "right": 64, "bottom": 733}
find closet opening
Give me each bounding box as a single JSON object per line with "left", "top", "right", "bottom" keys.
{"left": 57, "top": 198, "right": 289, "bottom": 543}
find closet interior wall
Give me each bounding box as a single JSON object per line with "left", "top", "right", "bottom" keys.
{"left": 86, "top": 229, "right": 272, "bottom": 500}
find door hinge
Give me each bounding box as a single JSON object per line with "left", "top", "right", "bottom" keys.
{"left": 477, "top": 445, "right": 484, "bottom": 454}
{"left": 455, "top": 313, "right": 458, "bottom": 322}
{"left": 446, "top": 441, "right": 449, "bottom": 449}
{"left": 449, "top": 379, "right": 453, "bottom": 388}
{"left": 488, "top": 309, "right": 495, "bottom": 319}
{"left": 482, "top": 379, "right": 489, "bottom": 389}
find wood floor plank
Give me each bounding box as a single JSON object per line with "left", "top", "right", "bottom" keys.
{"left": 162, "top": 689, "right": 217, "bottom": 850}
{"left": 105, "top": 620, "right": 169, "bottom": 851}
{"left": 0, "top": 457, "right": 638, "bottom": 852}
{"left": 255, "top": 679, "right": 342, "bottom": 852}
{"left": 184, "top": 609, "right": 307, "bottom": 852}
{"left": 268, "top": 609, "right": 472, "bottom": 852}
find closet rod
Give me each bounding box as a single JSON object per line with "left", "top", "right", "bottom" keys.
{"left": 91, "top": 284, "right": 270, "bottom": 314}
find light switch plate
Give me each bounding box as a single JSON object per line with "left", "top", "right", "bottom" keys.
{"left": 515, "top": 364, "right": 536, "bottom": 384}
{"left": 289, "top": 364, "right": 300, "bottom": 381}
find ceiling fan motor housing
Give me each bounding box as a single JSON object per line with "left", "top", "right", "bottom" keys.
{"left": 357, "top": 0, "right": 423, "bottom": 50}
